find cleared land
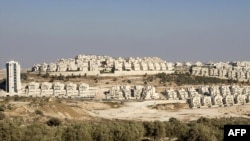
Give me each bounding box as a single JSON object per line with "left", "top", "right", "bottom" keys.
{"left": 1, "top": 97, "right": 250, "bottom": 124}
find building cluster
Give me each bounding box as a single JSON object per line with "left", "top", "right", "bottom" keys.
{"left": 191, "top": 61, "right": 250, "bottom": 81}
{"left": 31, "top": 54, "right": 175, "bottom": 73}
{"left": 2, "top": 81, "right": 97, "bottom": 98}
{"left": 31, "top": 54, "right": 250, "bottom": 82}
{"left": 165, "top": 85, "right": 250, "bottom": 108}
{"left": 3, "top": 60, "right": 250, "bottom": 109}
{"left": 107, "top": 85, "right": 159, "bottom": 100}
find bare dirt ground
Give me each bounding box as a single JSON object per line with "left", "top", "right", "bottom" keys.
{"left": 1, "top": 97, "right": 250, "bottom": 123}
{"left": 87, "top": 101, "right": 250, "bottom": 122}
{"left": 1, "top": 99, "right": 107, "bottom": 123}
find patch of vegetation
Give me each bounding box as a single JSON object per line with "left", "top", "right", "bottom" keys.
{"left": 58, "top": 74, "right": 65, "bottom": 80}
{"left": 14, "top": 96, "right": 20, "bottom": 101}
{"left": 0, "top": 117, "right": 249, "bottom": 140}
{"left": 21, "top": 73, "right": 28, "bottom": 80}
{"left": 0, "top": 112, "right": 5, "bottom": 120}
{"left": 0, "top": 106, "right": 4, "bottom": 112}
{"left": 46, "top": 117, "right": 61, "bottom": 126}
{"left": 42, "top": 73, "right": 50, "bottom": 78}
{"left": 146, "top": 75, "right": 154, "bottom": 82}
{"left": 35, "top": 110, "right": 43, "bottom": 116}
{"left": 156, "top": 72, "right": 237, "bottom": 86}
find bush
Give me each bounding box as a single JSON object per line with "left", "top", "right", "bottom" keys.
{"left": 0, "top": 106, "right": 4, "bottom": 111}
{"left": 58, "top": 74, "right": 64, "bottom": 80}
{"left": 156, "top": 72, "right": 228, "bottom": 86}
{"left": 46, "top": 118, "right": 61, "bottom": 126}
{"left": 0, "top": 112, "right": 5, "bottom": 120}
{"left": 14, "top": 96, "right": 20, "bottom": 101}
{"left": 147, "top": 75, "right": 154, "bottom": 82}
{"left": 21, "top": 73, "right": 28, "bottom": 80}
{"left": 43, "top": 73, "right": 50, "bottom": 78}
{"left": 35, "top": 110, "right": 43, "bottom": 115}
{"left": 49, "top": 78, "right": 55, "bottom": 82}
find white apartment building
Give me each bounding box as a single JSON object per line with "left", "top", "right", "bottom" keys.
{"left": 6, "top": 61, "right": 21, "bottom": 93}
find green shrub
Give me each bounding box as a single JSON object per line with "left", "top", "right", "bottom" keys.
{"left": 156, "top": 72, "right": 228, "bottom": 85}
{"left": 46, "top": 118, "right": 61, "bottom": 126}
{"left": 14, "top": 96, "right": 20, "bottom": 101}
{"left": 0, "top": 106, "right": 4, "bottom": 111}
{"left": 0, "top": 112, "right": 5, "bottom": 120}
{"left": 43, "top": 73, "right": 50, "bottom": 78}
{"left": 21, "top": 73, "right": 28, "bottom": 80}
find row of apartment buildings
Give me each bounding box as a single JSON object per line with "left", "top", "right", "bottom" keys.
{"left": 31, "top": 54, "right": 175, "bottom": 72}
{"left": 2, "top": 81, "right": 97, "bottom": 98}
{"left": 31, "top": 54, "right": 250, "bottom": 81}
{"left": 191, "top": 61, "right": 250, "bottom": 81}
{"left": 107, "top": 85, "right": 159, "bottom": 100}
{"left": 165, "top": 85, "right": 250, "bottom": 108}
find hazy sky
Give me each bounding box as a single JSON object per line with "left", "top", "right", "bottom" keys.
{"left": 1, "top": 0, "right": 250, "bottom": 68}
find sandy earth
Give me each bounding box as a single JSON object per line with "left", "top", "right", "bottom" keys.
{"left": 87, "top": 101, "right": 250, "bottom": 122}
{"left": 1, "top": 98, "right": 250, "bottom": 123}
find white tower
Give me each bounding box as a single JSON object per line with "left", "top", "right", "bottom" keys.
{"left": 6, "top": 60, "right": 21, "bottom": 93}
